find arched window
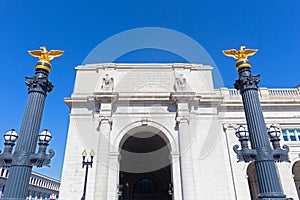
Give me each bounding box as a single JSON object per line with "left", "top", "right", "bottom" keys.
{"left": 133, "top": 178, "right": 157, "bottom": 193}
{"left": 292, "top": 161, "right": 300, "bottom": 198}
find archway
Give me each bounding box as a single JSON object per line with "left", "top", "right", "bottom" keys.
{"left": 292, "top": 161, "right": 300, "bottom": 198}
{"left": 247, "top": 162, "right": 259, "bottom": 200}
{"left": 118, "top": 130, "right": 172, "bottom": 200}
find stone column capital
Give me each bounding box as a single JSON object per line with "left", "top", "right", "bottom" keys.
{"left": 99, "top": 116, "right": 112, "bottom": 126}
{"left": 176, "top": 116, "right": 190, "bottom": 124}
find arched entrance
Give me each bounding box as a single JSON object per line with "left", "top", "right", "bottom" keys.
{"left": 292, "top": 161, "right": 300, "bottom": 198}
{"left": 247, "top": 162, "right": 259, "bottom": 200}
{"left": 118, "top": 131, "right": 172, "bottom": 200}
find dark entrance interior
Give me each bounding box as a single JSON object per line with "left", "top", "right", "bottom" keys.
{"left": 119, "top": 132, "right": 172, "bottom": 200}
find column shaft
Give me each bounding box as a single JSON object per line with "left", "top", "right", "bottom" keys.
{"left": 236, "top": 67, "right": 287, "bottom": 199}
{"left": 94, "top": 119, "right": 111, "bottom": 199}
{"left": 3, "top": 91, "right": 46, "bottom": 198}
{"left": 106, "top": 153, "right": 119, "bottom": 200}
{"left": 178, "top": 117, "right": 196, "bottom": 200}
{"left": 241, "top": 89, "right": 285, "bottom": 198}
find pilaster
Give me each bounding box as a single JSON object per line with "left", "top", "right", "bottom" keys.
{"left": 93, "top": 102, "right": 112, "bottom": 199}
{"left": 175, "top": 95, "right": 196, "bottom": 200}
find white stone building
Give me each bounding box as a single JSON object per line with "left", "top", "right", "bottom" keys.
{"left": 60, "top": 63, "right": 300, "bottom": 200}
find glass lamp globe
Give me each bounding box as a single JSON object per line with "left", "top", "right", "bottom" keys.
{"left": 268, "top": 124, "right": 281, "bottom": 137}
{"left": 38, "top": 129, "right": 52, "bottom": 143}
{"left": 235, "top": 125, "right": 249, "bottom": 138}
{"left": 90, "top": 150, "right": 95, "bottom": 157}
{"left": 82, "top": 150, "right": 87, "bottom": 158}
{"left": 4, "top": 129, "right": 18, "bottom": 142}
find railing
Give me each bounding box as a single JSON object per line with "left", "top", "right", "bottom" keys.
{"left": 268, "top": 88, "right": 300, "bottom": 96}
{"left": 228, "top": 89, "right": 240, "bottom": 96}
{"left": 223, "top": 88, "right": 300, "bottom": 97}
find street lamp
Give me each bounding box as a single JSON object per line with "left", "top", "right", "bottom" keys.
{"left": 223, "top": 46, "right": 292, "bottom": 200}
{"left": 0, "top": 129, "right": 54, "bottom": 167}
{"left": 0, "top": 130, "right": 18, "bottom": 166}
{"left": 3, "top": 129, "right": 18, "bottom": 154}
{"left": 0, "top": 46, "right": 63, "bottom": 199}
{"left": 267, "top": 124, "right": 290, "bottom": 161}
{"left": 233, "top": 125, "right": 258, "bottom": 163}
{"left": 81, "top": 149, "right": 95, "bottom": 200}
{"left": 268, "top": 124, "right": 282, "bottom": 149}
{"left": 30, "top": 129, "right": 54, "bottom": 167}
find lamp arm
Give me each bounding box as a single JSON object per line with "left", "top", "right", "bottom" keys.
{"left": 30, "top": 148, "right": 55, "bottom": 167}
{"left": 233, "top": 144, "right": 257, "bottom": 162}
{"left": 272, "top": 145, "right": 290, "bottom": 163}
{"left": 0, "top": 153, "right": 14, "bottom": 168}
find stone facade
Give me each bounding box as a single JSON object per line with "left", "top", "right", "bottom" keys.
{"left": 60, "top": 63, "right": 300, "bottom": 200}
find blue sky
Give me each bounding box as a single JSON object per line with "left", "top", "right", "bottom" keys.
{"left": 0, "top": 1, "right": 299, "bottom": 180}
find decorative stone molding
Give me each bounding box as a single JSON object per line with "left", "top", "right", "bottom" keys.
{"left": 176, "top": 116, "right": 190, "bottom": 124}
{"left": 101, "top": 73, "right": 114, "bottom": 90}
{"left": 98, "top": 116, "right": 112, "bottom": 127}
{"left": 141, "top": 118, "right": 149, "bottom": 126}
{"left": 223, "top": 123, "right": 239, "bottom": 132}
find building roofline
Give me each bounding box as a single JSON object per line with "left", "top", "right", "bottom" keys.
{"left": 75, "top": 63, "right": 213, "bottom": 70}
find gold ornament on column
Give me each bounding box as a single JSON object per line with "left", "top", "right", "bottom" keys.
{"left": 222, "top": 46, "right": 257, "bottom": 70}
{"left": 28, "top": 46, "right": 64, "bottom": 72}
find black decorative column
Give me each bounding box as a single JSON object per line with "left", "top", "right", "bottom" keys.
{"left": 1, "top": 47, "right": 63, "bottom": 199}
{"left": 223, "top": 46, "right": 292, "bottom": 200}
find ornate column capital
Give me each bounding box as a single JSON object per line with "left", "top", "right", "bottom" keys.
{"left": 99, "top": 116, "right": 112, "bottom": 125}
{"left": 25, "top": 76, "right": 53, "bottom": 95}
{"left": 234, "top": 74, "right": 260, "bottom": 92}
{"left": 176, "top": 116, "right": 190, "bottom": 124}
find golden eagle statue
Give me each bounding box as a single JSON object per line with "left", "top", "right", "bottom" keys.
{"left": 28, "top": 46, "right": 64, "bottom": 64}
{"left": 222, "top": 46, "right": 257, "bottom": 62}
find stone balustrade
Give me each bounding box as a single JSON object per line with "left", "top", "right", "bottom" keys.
{"left": 218, "top": 87, "right": 300, "bottom": 98}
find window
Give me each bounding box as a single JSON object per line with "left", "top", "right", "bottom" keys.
{"left": 281, "top": 129, "right": 300, "bottom": 142}
{"left": 133, "top": 178, "right": 157, "bottom": 193}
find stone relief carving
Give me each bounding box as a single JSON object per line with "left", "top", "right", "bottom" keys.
{"left": 175, "top": 73, "right": 186, "bottom": 89}
{"left": 101, "top": 73, "right": 114, "bottom": 90}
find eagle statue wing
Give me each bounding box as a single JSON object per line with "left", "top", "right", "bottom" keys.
{"left": 48, "top": 50, "right": 64, "bottom": 60}
{"left": 244, "top": 49, "right": 258, "bottom": 57}
{"left": 28, "top": 50, "right": 42, "bottom": 58}
{"left": 222, "top": 49, "right": 238, "bottom": 59}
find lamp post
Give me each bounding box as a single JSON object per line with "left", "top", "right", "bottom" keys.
{"left": 81, "top": 149, "right": 95, "bottom": 200}
{"left": 223, "top": 46, "right": 292, "bottom": 200}
{"left": 0, "top": 46, "right": 63, "bottom": 199}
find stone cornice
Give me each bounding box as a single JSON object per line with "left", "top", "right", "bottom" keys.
{"left": 75, "top": 63, "right": 213, "bottom": 71}
{"left": 65, "top": 88, "right": 300, "bottom": 111}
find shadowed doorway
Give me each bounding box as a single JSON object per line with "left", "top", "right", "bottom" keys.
{"left": 118, "top": 131, "right": 172, "bottom": 200}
